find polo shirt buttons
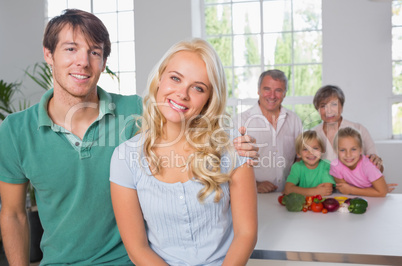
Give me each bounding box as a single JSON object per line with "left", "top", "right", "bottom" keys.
{"left": 179, "top": 195, "right": 184, "bottom": 200}
{"left": 75, "top": 142, "right": 80, "bottom": 146}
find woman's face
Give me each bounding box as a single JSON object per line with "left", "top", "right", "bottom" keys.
{"left": 156, "top": 51, "right": 211, "bottom": 126}
{"left": 318, "top": 95, "right": 343, "bottom": 124}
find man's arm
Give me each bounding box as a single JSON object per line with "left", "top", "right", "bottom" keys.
{"left": 0, "top": 181, "right": 30, "bottom": 265}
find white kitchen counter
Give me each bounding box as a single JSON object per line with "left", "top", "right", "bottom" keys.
{"left": 251, "top": 192, "right": 402, "bottom": 265}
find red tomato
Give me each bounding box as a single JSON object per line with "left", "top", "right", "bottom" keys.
{"left": 302, "top": 207, "right": 308, "bottom": 212}
{"left": 278, "top": 194, "right": 285, "bottom": 206}
{"left": 316, "top": 195, "right": 323, "bottom": 201}
{"left": 311, "top": 202, "right": 323, "bottom": 212}
{"left": 322, "top": 208, "right": 328, "bottom": 214}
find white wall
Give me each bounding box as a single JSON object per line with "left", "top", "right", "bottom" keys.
{"left": 322, "top": 0, "right": 401, "bottom": 192}
{"left": 322, "top": 0, "right": 392, "bottom": 140}
{"left": 0, "top": 0, "right": 46, "bottom": 106}
{"left": 1, "top": 0, "right": 400, "bottom": 192}
{"left": 134, "top": 0, "right": 193, "bottom": 98}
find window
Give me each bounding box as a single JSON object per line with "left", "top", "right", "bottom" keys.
{"left": 392, "top": 0, "right": 402, "bottom": 138}
{"left": 202, "top": 0, "right": 322, "bottom": 129}
{"left": 46, "top": 0, "right": 136, "bottom": 95}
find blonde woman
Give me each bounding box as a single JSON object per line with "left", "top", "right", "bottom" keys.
{"left": 109, "top": 38, "right": 257, "bottom": 265}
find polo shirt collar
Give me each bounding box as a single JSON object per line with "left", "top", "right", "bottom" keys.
{"left": 38, "top": 87, "right": 115, "bottom": 128}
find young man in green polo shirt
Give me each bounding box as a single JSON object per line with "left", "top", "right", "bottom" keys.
{"left": 0, "top": 9, "right": 257, "bottom": 265}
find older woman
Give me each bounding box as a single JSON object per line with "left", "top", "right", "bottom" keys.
{"left": 312, "top": 85, "right": 383, "bottom": 171}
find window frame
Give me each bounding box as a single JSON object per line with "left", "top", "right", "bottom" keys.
{"left": 200, "top": 0, "right": 323, "bottom": 129}
{"left": 392, "top": 0, "right": 402, "bottom": 139}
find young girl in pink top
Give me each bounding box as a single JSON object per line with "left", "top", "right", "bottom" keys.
{"left": 330, "top": 127, "right": 388, "bottom": 197}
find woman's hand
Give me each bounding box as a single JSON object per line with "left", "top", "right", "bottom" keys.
{"left": 367, "top": 154, "right": 384, "bottom": 172}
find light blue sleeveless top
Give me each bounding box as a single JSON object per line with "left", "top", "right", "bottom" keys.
{"left": 110, "top": 132, "right": 247, "bottom": 265}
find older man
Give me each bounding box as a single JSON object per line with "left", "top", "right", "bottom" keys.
{"left": 237, "top": 69, "right": 302, "bottom": 193}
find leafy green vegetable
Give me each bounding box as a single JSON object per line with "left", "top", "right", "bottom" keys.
{"left": 282, "top": 193, "right": 306, "bottom": 212}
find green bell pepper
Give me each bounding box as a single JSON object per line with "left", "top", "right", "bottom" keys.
{"left": 348, "top": 197, "right": 368, "bottom": 214}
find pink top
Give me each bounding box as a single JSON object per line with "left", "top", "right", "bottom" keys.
{"left": 313, "top": 119, "right": 377, "bottom": 162}
{"left": 330, "top": 155, "right": 383, "bottom": 188}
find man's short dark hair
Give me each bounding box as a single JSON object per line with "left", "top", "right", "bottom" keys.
{"left": 43, "top": 9, "right": 111, "bottom": 59}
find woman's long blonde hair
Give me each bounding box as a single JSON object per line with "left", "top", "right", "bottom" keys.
{"left": 139, "top": 38, "right": 233, "bottom": 202}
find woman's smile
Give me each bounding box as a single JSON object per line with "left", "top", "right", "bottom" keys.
{"left": 168, "top": 99, "right": 189, "bottom": 112}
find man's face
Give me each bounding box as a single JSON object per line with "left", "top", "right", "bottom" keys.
{"left": 44, "top": 25, "right": 107, "bottom": 99}
{"left": 258, "top": 75, "right": 286, "bottom": 113}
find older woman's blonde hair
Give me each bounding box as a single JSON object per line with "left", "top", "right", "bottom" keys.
{"left": 139, "top": 38, "right": 233, "bottom": 202}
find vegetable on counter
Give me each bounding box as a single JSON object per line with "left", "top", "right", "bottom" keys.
{"left": 278, "top": 194, "right": 285, "bottom": 206}
{"left": 348, "top": 197, "right": 368, "bottom": 214}
{"left": 311, "top": 200, "right": 324, "bottom": 212}
{"left": 278, "top": 194, "right": 368, "bottom": 214}
{"left": 334, "top": 196, "right": 348, "bottom": 204}
{"left": 282, "top": 193, "right": 306, "bottom": 212}
{"left": 322, "top": 198, "right": 340, "bottom": 212}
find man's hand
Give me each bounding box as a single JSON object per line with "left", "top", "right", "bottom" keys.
{"left": 256, "top": 181, "right": 277, "bottom": 193}
{"left": 233, "top": 126, "right": 259, "bottom": 166}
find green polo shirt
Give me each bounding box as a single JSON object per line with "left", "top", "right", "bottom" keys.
{"left": 286, "top": 160, "right": 335, "bottom": 188}
{"left": 0, "top": 87, "right": 142, "bottom": 265}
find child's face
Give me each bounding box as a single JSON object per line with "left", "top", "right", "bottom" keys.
{"left": 298, "top": 139, "right": 322, "bottom": 169}
{"left": 337, "top": 136, "right": 362, "bottom": 170}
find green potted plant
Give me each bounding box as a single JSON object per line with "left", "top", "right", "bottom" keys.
{"left": 24, "top": 62, "right": 53, "bottom": 91}
{"left": 0, "top": 79, "right": 21, "bottom": 120}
